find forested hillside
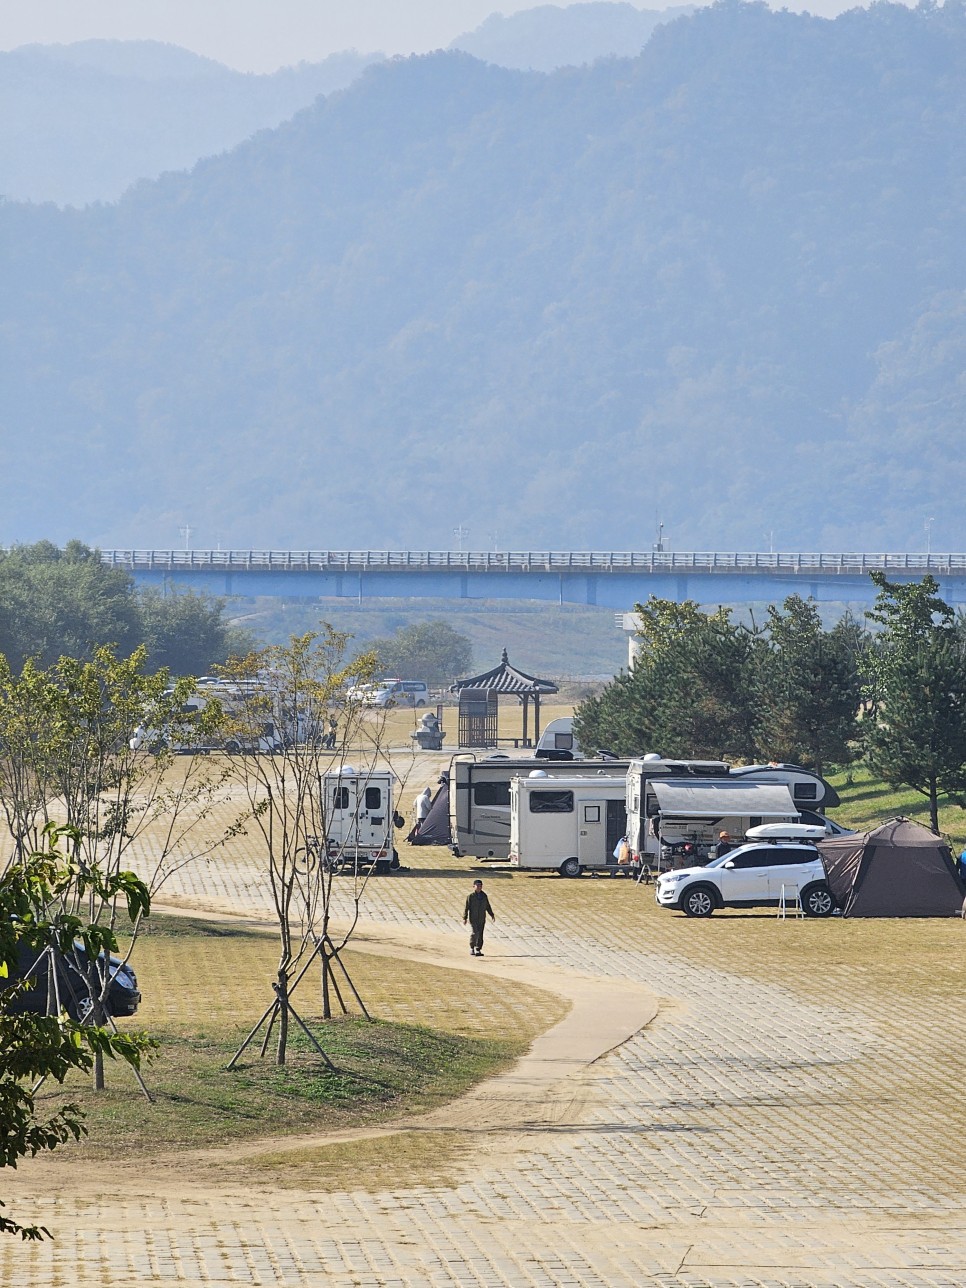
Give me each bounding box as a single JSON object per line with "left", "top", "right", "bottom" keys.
{"left": 0, "top": 40, "right": 383, "bottom": 205}
{"left": 3, "top": 2, "right": 966, "bottom": 553}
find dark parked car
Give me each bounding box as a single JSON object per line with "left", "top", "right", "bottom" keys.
{"left": 6, "top": 938, "right": 140, "bottom": 1023}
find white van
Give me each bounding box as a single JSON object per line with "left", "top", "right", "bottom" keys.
{"left": 508, "top": 773, "right": 630, "bottom": 878}
{"left": 534, "top": 717, "right": 582, "bottom": 760}
{"left": 363, "top": 679, "right": 430, "bottom": 708}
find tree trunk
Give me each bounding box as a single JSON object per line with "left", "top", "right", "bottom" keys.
{"left": 91, "top": 995, "right": 107, "bottom": 1090}
{"left": 321, "top": 946, "right": 332, "bottom": 1020}
{"left": 275, "top": 969, "right": 289, "bottom": 1065}
{"left": 929, "top": 778, "right": 940, "bottom": 835}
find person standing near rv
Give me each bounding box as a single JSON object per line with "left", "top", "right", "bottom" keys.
{"left": 713, "top": 830, "right": 736, "bottom": 858}
{"left": 462, "top": 879, "right": 495, "bottom": 956}
{"left": 414, "top": 786, "right": 433, "bottom": 833}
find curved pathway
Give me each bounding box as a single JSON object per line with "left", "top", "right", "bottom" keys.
{"left": 5, "top": 841, "right": 966, "bottom": 1287}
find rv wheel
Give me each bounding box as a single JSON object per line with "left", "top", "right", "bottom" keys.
{"left": 390, "top": 850, "right": 400, "bottom": 870}
{"left": 559, "top": 857, "right": 581, "bottom": 879}
{"left": 224, "top": 739, "right": 242, "bottom": 755}
{"left": 801, "top": 883, "right": 835, "bottom": 917}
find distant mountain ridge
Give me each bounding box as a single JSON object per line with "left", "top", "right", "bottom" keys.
{"left": 1, "top": 5, "right": 697, "bottom": 207}
{"left": 450, "top": 2, "right": 696, "bottom": 70}
{"left": 0, "top": 40, "right": 385, "bottom": 206}
{"left": 3, "top": 2, "right": 966, "bottom": 554}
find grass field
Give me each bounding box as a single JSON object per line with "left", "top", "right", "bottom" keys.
{"left": 829, "top": 761, "right": 966, "bottom": 846}
{"left": 35, "top": 913, "right": 567, "bottom": 1171}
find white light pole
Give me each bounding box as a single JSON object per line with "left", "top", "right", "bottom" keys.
{"left": 453, "top": 525, "right": 468, "bottom": 552}
{"left": 179, "top": 524, "right": 193, "bottom": 550}
{"left": 925, "top": 516, "right": 935, "bottom": 555}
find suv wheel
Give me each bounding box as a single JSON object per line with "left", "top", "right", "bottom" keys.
{"left": 801, "top": 882, "right": 835, "bottom": 917}
{"left": 559, "top": 857, "right": 581, "bottom": 878}
{"left": 681, "top": 885, "right": 716, "bottom": 917}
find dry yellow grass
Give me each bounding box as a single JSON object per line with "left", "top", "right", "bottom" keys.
{"left": 232, "top": 1130, "right": 465, "bottom": 1192}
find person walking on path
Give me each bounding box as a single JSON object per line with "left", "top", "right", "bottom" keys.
{"left": 463, "top": 879, "right": 495, "bottom": 957}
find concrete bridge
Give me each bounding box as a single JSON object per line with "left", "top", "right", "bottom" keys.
{"left": 101, "top": 548, "right": 966, "bottom": 608}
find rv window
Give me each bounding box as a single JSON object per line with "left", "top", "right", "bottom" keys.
{"left": 554, "top": 733, "right": 574, "bottom": 750}
{"left": 473, "top": 782, "right": 511, "bottom": 807}
{"left": 530, "top": 790, "right": 574, "bottom": 814}
{"left": 793, "top": 783, "right": 818, "bottom": 801}
{"left": 333, "top": 786, "right": 349, "bottom": 810}
{"left": 365, "top": 787, "right": 381, "bottom": 810}
{"left": 583, "top": 805, "right": 601, "bottom": 823}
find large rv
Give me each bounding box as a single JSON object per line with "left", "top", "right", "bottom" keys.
{"left": 508, "top": 773, "right": 630, "bottom": 877}
{"left": 450, "top": 755, "right": 629, "bottom": 860}
{"left": 624, "top": 758, "right": 838, "bottom": 868}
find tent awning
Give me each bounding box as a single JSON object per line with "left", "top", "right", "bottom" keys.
{"left": 651, "top": 779, "right": 797, "bottom": 818}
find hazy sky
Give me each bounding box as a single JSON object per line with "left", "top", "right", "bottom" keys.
{"left": 4, "top": 0, "right": 864, "bottom": 73}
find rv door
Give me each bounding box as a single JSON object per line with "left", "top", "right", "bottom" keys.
{"left": 577, "top": 800, "right": 608, "bottom": 866}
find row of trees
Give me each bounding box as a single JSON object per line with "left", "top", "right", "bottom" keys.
{"left": 0, "top": 541, "right": 250, "bottom": 674}
{"left": 0, "top": 626, "right": 416, "bottom": 1237}
{"left": 366, "top": 619, "right": 472, "bottom": 688}
{"left": 576, "top": 577, "right": 966, "bottom": 833}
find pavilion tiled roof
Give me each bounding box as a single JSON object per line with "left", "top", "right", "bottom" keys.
{"left": 450, "top": 649, "right": 559, "bottom": 695}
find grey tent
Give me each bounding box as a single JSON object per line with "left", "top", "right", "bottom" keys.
{"left": 408, "top": 775, "right": 451, "bottom": 846}
{"left": 817, "top": 817, "right": 965, "bottom": 917}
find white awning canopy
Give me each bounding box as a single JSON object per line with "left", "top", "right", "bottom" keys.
{"left": 650, "top": 779, "right": 797, "bottom": 819}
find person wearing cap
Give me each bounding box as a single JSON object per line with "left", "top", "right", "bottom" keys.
{"left": 714, "top": 830, "right": 736, "bottom": 858}
{"left": 462, "top": 879, "right": 496, "bottom": 957}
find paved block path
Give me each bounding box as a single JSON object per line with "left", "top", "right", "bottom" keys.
{"left": 5, "top": 844, "right": 966, "bottom": 1287}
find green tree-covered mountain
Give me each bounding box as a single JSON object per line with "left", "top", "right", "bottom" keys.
{"left": 3, "top": 1, "right": 966, "bottom": 553}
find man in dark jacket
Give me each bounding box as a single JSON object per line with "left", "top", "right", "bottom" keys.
{"left": 462, "top": 879, "right": 495, "bottom": 957}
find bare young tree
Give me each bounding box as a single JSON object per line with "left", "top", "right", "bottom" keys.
{"left": 219, "top": 628, "right": 417, "bottom": 1068}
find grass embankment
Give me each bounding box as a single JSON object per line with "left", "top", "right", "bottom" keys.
{"left": 829, "top": 761, "right": 966, "bottom": 846}
{"left": 37, "top": 913, "right": 567, "bottom": 1188}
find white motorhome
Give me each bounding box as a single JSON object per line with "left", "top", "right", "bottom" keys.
{"left": 635, "top": 776, "right": 800, "bottom": 868}
{"left": 624, "top": 757, "right": 835, "bottom": 869}
{"left": 129, "top": 680, "right": 284, "bottom": 755}
{"left": 322, "top": 767, "right": 399, "bottom": 875}
{"left": 508, "top": 772, "right": 631, "bottom": 877}
{"left": 450, "top": 754, "right": 629, "bottom": 859}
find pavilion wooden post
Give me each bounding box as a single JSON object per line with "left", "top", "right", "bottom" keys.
{"left": 534, "top": 691, "right": 541, "bottom": 742}
{"left": 522, "top": 695, "right": 529, "bottom": 747}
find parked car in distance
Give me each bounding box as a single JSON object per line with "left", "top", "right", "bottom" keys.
{"left": 655, "top": 822, "right": 835, "bottom": 918}
{"left": 362, "top": 679, "right": 429, "bottom": 708}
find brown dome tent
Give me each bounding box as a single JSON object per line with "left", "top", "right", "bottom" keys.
{"left": 817, "top": 817, "right": 965, "bottom": 917}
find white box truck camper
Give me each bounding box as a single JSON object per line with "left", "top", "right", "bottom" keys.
{"left": 508, "top": 771, "right": 631, "bottom": 878}
{"left": 323, "top": 767, "right": 399, "bottom": 875}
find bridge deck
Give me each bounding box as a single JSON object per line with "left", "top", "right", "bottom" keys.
{"left": 101, "top": 549, "right": 966, "bottom": 575}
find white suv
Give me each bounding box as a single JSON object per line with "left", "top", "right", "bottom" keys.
{"left": 655, "top": 824, "right": 835, "bottom": 918}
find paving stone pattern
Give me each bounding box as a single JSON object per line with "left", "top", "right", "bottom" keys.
{"left": 5, "top": 836, "right": 966, "bottom": 1287}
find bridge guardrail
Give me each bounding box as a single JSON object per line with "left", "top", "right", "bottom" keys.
{"left": 100, "top": 549, "right": 966, "bottom": 575}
